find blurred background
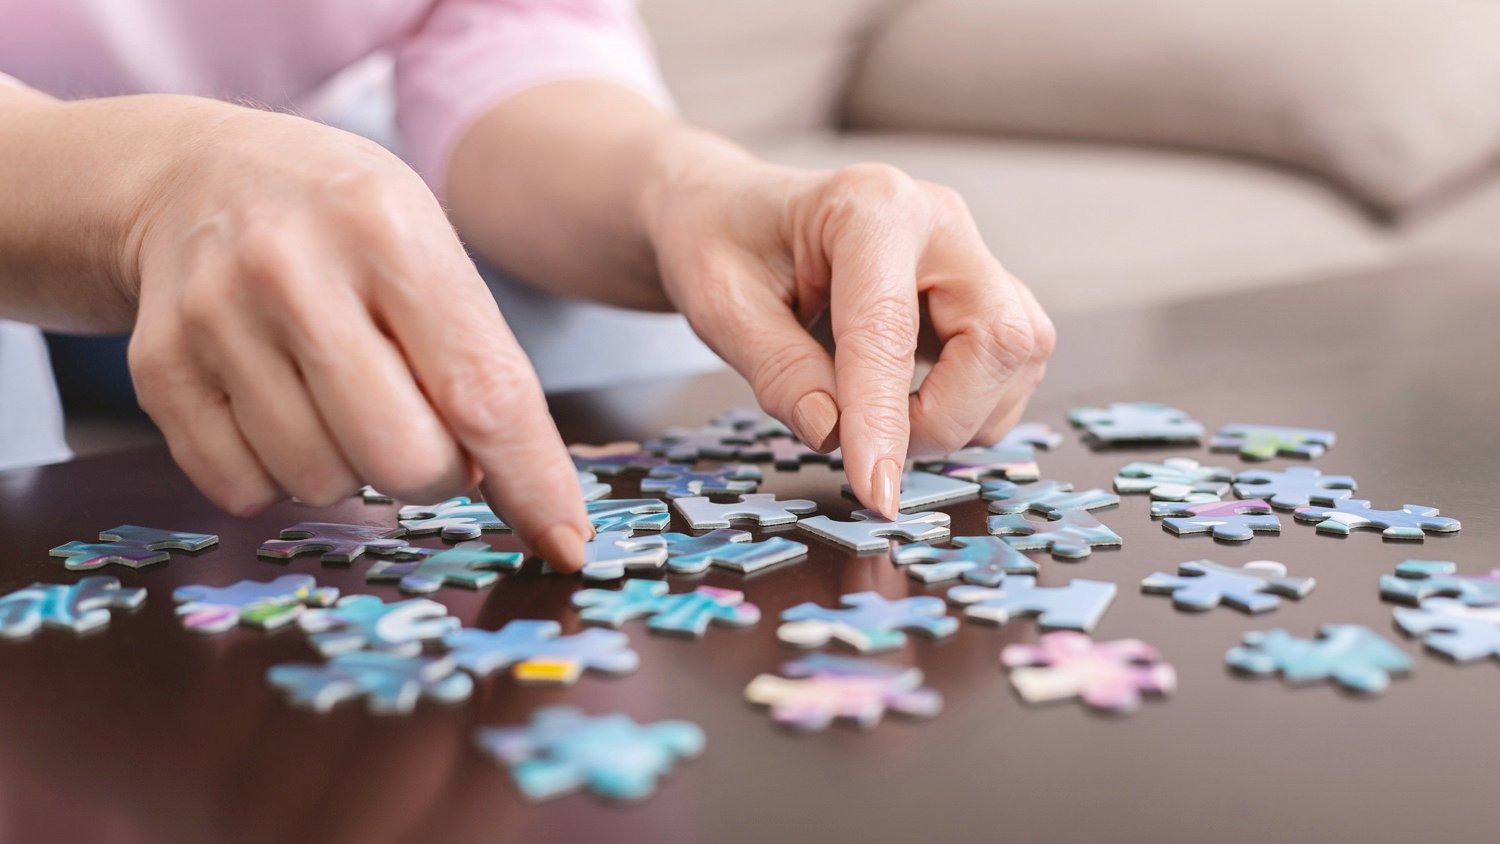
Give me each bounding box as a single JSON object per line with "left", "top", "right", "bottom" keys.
{"left": 49, "top": 0, "right": 1500, "bottom": 449}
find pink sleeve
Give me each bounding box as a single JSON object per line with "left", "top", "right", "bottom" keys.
{"left": 393, "top": 0, "right": 673, "bottom": 198}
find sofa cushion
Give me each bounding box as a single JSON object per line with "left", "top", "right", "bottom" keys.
{"left": 845, "top": 0, "right": 1500, "bottom": 213}
{"left": 758, "top": 133, "right": 1389, "bottom": 314}
{"left": 639, "top": 0, "right": 892, "bottom": 142}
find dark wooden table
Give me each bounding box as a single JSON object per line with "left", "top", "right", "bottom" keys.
{"left": 2, "top": 263, "right": 1498, "bottom": 843}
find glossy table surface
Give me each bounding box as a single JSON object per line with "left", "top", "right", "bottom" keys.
{"left": 2, "top": 263, "right": 1498, "bottom": 843}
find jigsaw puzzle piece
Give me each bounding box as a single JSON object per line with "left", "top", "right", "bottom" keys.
{"left": 1113, "top": 458, "right": 1233, "bottom": 502}
{"left": 1002, "top": 631, "right": 1175, "bottom": 714}
{"left": 1141, "top": 560, "right": 1314, "bottom": 613}
{"left": 891, "top": 536, "right": 1038, "bottom": 586}
{"left": 578, "top": 472, "right": 611, "bottom": 502}
{"left": 442, "top": 619, "right": 639, "bottom": 684}
{"left": 660, "top": 530, "right": 808, "bottom": 574}
{"left": 673, "top": 494, "right": 817, "bottom": 530}
{"left": 1380, "top": 560, "right": 1500, "bottom": 607}
{"left": 1154, "top": 498, "right": 1281, "bottom": 541}
{"left": 1210, "top": 424, "right": 1335, "bottom": 461}
{"left": 267, "top": 652, "right": 473, "bottom": 715}
{"left": 988, "top": 510, "right": 1122, "bottom": 559}
{"left": 573, "top": 580, "right": 760, "bottom": 637}
{"left": 398, "top": 497, "right": 507, "bottom": 541}
{"left": 840, "top": 471, "right": 981, "bottom": 510}
{"left": 1226, "top": 624, "right": 1412, "bottom": 695}
{"left": 981, "top": 479, "right": 1119, "bottom": 516}
{"left": 913, "top": 447, "right": 1040, "bottom": 483}
{"left": 474, "top": 707, "right": 704, "bottom": 802}
{"left": 1068, "top": 402, "right": 1204, "bottom": 444}
{"left": 1232, "top": 466, "right": 1356, "bottom": 509}
{"left": 0, "top": 577, "right": 145, "bottom": 638}
{"left": 640, "top": 463, "right": 762, "bottom": 499}
{"left": 358, "top": 485, "right": 393, "bottom": 504}
{"left": 573, "top": 531, "right": 669, "bottom": 580}
{"left": 711, "top": 407, "right": 792, "bottom": 439}
{"left": 745, "top": 653, "right": 943, "bottom": 731}
{"left": 779, "top": 591, "right": 957, "bottom": 653}
{"left": 1393, "top": 599, "right": 1500, "bottom": 663}
{"left": 643, "top": 425, "right": 755, "bottom": 461}
{"left": 991, "top": 422, "right": 1062, "bottom": 451}
{"left": 737, "top": 437, "right": 843, "bottom": 470}
{"left": 297, "top": 594, "right": 459, "bottom": 657}
{"left": 570, "top": 442, "right": 668, "bottom": 476}
{"left": 173, "top": 574, "right": 339, "bottom": 633}
{"left": 366, "top": 541, "right": 523, "bottom": 594}
{"left": 50, "top": 525, "right": 219, "bottom": 571}
{"left": 1294, "top": 500, "right": 1460, "bottom": 540}
{"left": 946, "top": 577, "right": 1116, "bottom": 631}
{"left": 586, "top": 498, "right": 672, "bottom": 533}
{"left": 797, "top": 509, "right": 952, "bottom": 552}
{"left": 258, "top": 522, "right": 412, "bottom": 563}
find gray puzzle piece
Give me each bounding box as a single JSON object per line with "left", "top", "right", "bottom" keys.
{"left": 1154, "top": 498, "right": 1282, "bottom": 541}
{"left": 737, "top": 437, "right": 843, "bottom": 470}
{"left": 946, "top": 577, "right": 1117, "bottom": 631}
{"left": 1114, "top": 458, "right": 1233, "bottom": 502}
{"left": 442, "top": 619, "right": 639, "bottom": 681}
{"left": 1233, "top": 466, "right": 1356, "bottom": 510}
{"left": 660, "top": 530, "right": 808, "bottom": 574}
{"left": 1142, "top": 560, "right": 1315, "bottom": 613}
{"left": 982, "top": 479, "right": 1119, "bottom": 516}
{"left": 991, "top": 422, "right": 1062, "bottom": 451}
{"left": 1393, "top": 599, "right": 1500, "bottom": 662}
{"left": 640, "top": 463, "right": 762, "bottom": 499}
{"left": 988, "top": 510, "right": 1122, "bottom": 559}
{"left": 1294, "top": 499, "right": 1460, "bottom": 540}
{"left": 673, "top": 494, "right": 817, "bottom": 530}
{"left": 1068, "top": 402, "right": 1204, "bottom": 444}
{"left": 398, "top": 497, "right": 509, "bottom": 541}
{"left": 569, "top": 442, "right": 667, "bottom": 476}
{"left": 644, "top": 425, "right": 755, "bottom": 461}
{"left": 891, "top": 536, "right": 1038, "bottom": 586}
{"left": 366, "top": 541, "right": 523, "bottom": 594}
{"left": 779, "top": 591, "right": 958, "bottom": 653}
{"left": 578, "top": 471, "right": 611, "bottom": 502}
{"left": 258, "top": 522, "right": 412, "bottom": 563}
{"left": 573, "top": 531, "right": 670, "bottom": 580}
{"left": 798, "top": 509, "right": 951, "bottom": 552}
{"left": 841, "top": 471, "right": 980, "bottom": 510}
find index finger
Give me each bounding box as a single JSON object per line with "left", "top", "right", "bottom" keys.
{"left": 374, "top": 241, "right": 592, "bottom": 571}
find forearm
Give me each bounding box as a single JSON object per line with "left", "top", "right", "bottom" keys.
{"left": 0, "top": 86, "right": 232, "bottom": 332}
{"left": 444, "top": 79, "right": 755, "bottom": 311}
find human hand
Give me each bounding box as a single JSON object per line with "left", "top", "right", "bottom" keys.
{"left": 119, "top": 103, "right": 590, "bottom": 567}
{"left": 645, "top": 140, "right": 1056, "bottom": 517}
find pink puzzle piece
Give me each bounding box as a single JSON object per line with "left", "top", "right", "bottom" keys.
{"left": 1001, "top": 631, "right": 1175, "bottom": 715}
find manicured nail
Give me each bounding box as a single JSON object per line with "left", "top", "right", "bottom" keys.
{"left": 532, "top": 522, "right": 590, "bottom": 573}
{"left": 871, "top": 458, "right": 902, "bottom": 519}
{"left": 791, "top": 391, "right": 840, "bottom": 451}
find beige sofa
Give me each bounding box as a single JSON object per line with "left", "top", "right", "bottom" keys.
{"left": 642, "top": 0, "right": 1500, "bottom": 315}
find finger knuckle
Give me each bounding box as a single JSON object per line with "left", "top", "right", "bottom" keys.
{"left": 972, "top": 302, "right": 1040, "bottom": 376}
{"left": 921, "top": 181, "right": 969, "bottom": 217}
{"left": 825, "top": 162, "right": 921, "bottom": 215}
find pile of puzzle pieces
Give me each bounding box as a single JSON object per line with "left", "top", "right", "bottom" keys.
{"left": 7, "top": 400, "right": 1478, "bottom": 804}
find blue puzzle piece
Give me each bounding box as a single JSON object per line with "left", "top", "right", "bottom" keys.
{"left": 585, "top": 498, "right": 672, "bottom": 533}
{"left": 1393, "top": 599, "right": 1500, "bottom": 663}
{"left": 398, "top": 497, "right": 507, "bottom": 541}
{"left": 1294, "top": 499, "right": 1460, "bottom": 540}
{"left": 779, "top": 591, "right": 958, "bottom": 653}
{"left": 474, "top": 707, "right": 704, "bottom": 802}
{"left": 258, "top": 522, "right": 412, "bottom": 563}
{"left": 640, "top": 463, "right": 762, "bottom": 499}
{"left": 987, "top": 510, "right": 1122, "bottom": 559}
{"left": 1068, "top": 402, "right": 1204, "bottom": 444}
{"left": 297, "top": 594, "right": 459, "bottom": 657}
{"left": 1113, "top": 458, "right": 1233, "bottom": 501}
{"left": 573, "top": 580, "right": 760, "bottom": 638}
{"left": 1380, "top": 560, "right": 1500, "bottom": 607}
{"left": 660, "top": 530, "right": 808, "bottom": 574}
{"left": 173, "top": 574, "right": 339, "bottom": 633}
{"left": 798, "top": 509, "right": 951, "bottom": 552}
{"left": 644, "top": 425, "right": 755, "bottom": 461}
{"left": 1141, "top": 560, "right": 1314, "bottom": 613}
{"left": 981, "top": 479, "right": 1119, "bottom": 516}
{"left": 946, "top": 577, "right": 1116, "bottom": 631}
{"left": 1232, "top": 466, "right": 1356, "bottom": 509}
{"left": 711, "top": 407, "right": 792, "bottom": 439}
{"left": 1211, "top": 424, "right": 1335, "bottom": 461}
{"left": 366, "top": 541, "right": 523, "bottom": 594}
{"left": 572, "top": 531, "right": 669, "bottom": 580}
{"left": 0, "top": 577, "right": 145, "bottom": 638}
{"left": 578, "top": 471, "right": 611, "bottom": 501}
{"left": 1226, "top": 624, "right": 1412, "bottom": 695}
{"left": 570, "top": 442, "right": 668, "bottom": 476}
{"left": 50, "top": 525, "right": 219, "bottom": 571}
{"left": 442, "top": 619, "right": 639, "bottom": 683}
{"left": 890, "top": 536, "right": 1038, "bottom": 586}
{"left": 991, "top": 422, "right": 1062, "bottom": 452}
{"left": 267, "top": 652, "right": 473, "bottom": 715}
{"left": 1154, "top": 498, "right": 1282, "bottom": 541}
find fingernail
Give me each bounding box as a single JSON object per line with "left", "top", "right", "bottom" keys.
{"left": 532, "top": 522, "right": 590, "bottom": 573}
{"left": 871, "top": 458, "right": 902, "bottom": 519}
{"left": 791, "top": 391, "right": 840, "bottom": 451}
